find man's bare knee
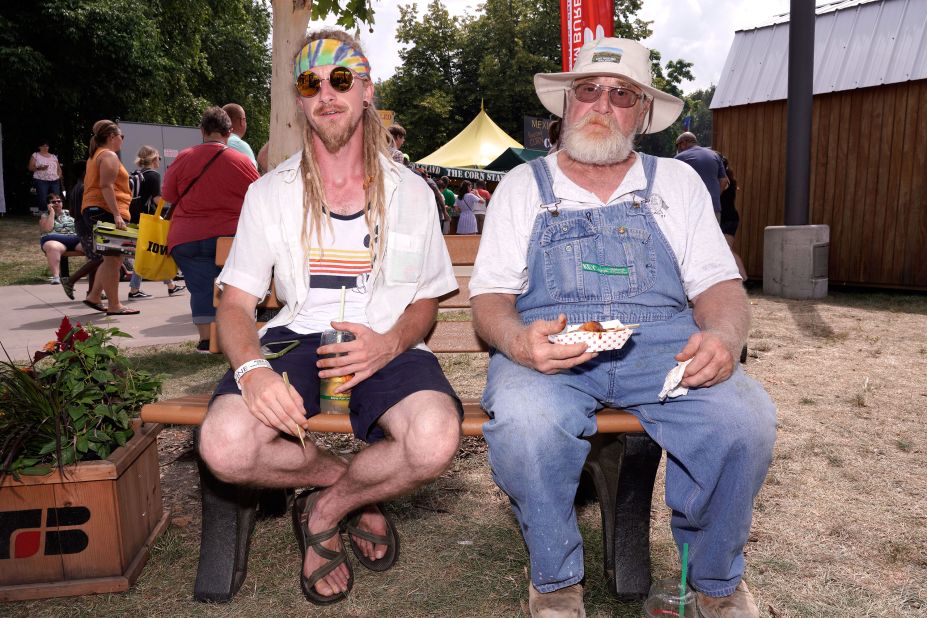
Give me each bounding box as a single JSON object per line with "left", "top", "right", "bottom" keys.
{"left": 199, "top": 394, "right": 264, "bottom": 483}
{"left": 394, "top": 394, "right": 461, "bottom": 480}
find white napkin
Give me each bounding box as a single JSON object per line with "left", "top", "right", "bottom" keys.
{"left": 659, "top": 359, "right": 692, "bottom": 401}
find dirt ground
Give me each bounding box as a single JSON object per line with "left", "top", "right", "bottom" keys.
{"left": 6, "top": 289, "right": 927, "bottom": 617}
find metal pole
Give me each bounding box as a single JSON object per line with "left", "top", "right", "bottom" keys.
{"left": 785, "top": 0, "right": 815, "bottom": 226}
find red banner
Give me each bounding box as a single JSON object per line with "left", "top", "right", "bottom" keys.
{"left": 560, "top": 0, "right": 615, "bottom": 71}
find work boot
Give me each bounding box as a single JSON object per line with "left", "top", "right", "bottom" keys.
{"left": 695, "top": 581, "right": 759, "bottom": 618}
{"left": 528, "top": 583, "right": 585, "bottom": 617}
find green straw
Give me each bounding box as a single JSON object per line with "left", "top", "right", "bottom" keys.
{"left": 679, "top": 542, "right": 689, "bottom": 618}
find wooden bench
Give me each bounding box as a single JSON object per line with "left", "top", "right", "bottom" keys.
{"left": 141, "top": 235, "right": 662, "bottom": 603}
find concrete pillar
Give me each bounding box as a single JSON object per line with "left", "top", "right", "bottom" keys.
{"left": 763, "top": 225, "right": 829, "bottom": 299}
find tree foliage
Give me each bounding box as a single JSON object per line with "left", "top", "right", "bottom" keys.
{"left": 377, "top": 0, "right": 695, "bottom": 161}
{"left": 0, "top": 0, "right": 271, "bottom": 210}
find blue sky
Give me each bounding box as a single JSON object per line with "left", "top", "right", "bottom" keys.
{"left": 309, "top": 0, "right": 806, "bottom": 92}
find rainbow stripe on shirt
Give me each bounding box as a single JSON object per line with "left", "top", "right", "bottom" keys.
{"left": 308, "top": 247, "right": 371, "bottom": 290}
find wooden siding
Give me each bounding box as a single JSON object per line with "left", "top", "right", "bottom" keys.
{"left": 712, "top": 79, "right": 927, "bottom": 290}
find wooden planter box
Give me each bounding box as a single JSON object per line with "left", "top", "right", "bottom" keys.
{"left": 0, "top": 422, "right": 169, "bottom": 601}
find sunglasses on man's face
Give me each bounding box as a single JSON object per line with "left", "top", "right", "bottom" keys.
{"left": 50, "top": 199, "right": 62, "bottom": 204}
{"left": 296, "top": 66, "right": 359, "bottom": 98}
{"left": 572, "top": 82, "right": 645, "bottom": 108}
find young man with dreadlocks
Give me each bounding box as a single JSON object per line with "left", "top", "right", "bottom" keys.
{"left": 199, "top": 30, "right": 462, "bottom": 605}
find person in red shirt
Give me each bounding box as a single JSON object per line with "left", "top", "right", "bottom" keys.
{"left": 162, "top": 106, "right": 259, "bottom": 352}
{"left": 474, "top": 179, "right": 492, "bottom": 204}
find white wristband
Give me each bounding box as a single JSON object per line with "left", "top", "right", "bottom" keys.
{"left": 233, "top": 359, "right": 273, "bottom": 391}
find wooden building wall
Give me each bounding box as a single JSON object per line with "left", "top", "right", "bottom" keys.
{"left": 712, "top": 79, "right": 927, "bottom": 290}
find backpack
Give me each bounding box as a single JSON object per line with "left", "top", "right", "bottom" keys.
{"left": 128, "top": 169, "right": 151, "bottom": 214}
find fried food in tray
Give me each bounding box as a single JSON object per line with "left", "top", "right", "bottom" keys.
{"left": 549, "top": 319, "right": 638, "bottom": 352}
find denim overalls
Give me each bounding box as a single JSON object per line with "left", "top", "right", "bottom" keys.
{"left": 481, "top": 155, "right": 776, "bottom": 596}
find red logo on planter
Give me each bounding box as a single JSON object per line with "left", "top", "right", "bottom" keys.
{"left": 0, "top": 507, "right": 90, "bottom": 559}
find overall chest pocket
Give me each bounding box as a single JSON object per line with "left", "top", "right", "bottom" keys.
{"left": 539, "top": 216, "right": 604, "bottom": 302}
{"left": 600, "top": 225, "right": 657, "bottom": 299}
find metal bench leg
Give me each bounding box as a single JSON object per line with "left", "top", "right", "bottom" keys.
{"left": 581, "top": 432, "right": 662, "bottom": 601}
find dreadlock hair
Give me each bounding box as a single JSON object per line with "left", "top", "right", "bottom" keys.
{"left": 296, "top": 29, "right": 391, "bottom": 266}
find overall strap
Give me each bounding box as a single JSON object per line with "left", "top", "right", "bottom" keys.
{"left": 527, "top": 158, "right": 560, "bottom": 212}
{"left": 633, "top": 153, "right": 659, "bottom": 201}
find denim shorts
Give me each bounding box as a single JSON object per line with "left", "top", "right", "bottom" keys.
{"left": 40, "top": 233, "right": 81, "bottom": 251}
{"left": 212, "top": 326, "right": 463, "bottom": 443}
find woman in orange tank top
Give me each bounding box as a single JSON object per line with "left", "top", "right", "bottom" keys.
{"left": 80, "top": 120, "right": 139, "bottom": 315}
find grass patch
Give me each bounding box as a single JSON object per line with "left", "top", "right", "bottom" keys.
{"left": 125, "top": 342, "right": 228, "bottom": 399}
{"left": 0, "top": 216, "right": 51, "bottom": 285}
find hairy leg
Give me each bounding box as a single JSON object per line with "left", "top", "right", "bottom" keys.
{"left": 305, "top": 390, "right": 460, "bottom": 596}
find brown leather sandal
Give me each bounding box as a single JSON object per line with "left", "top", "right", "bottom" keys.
{"left": 292, "top": 489, "right": 354, "bottom": 605}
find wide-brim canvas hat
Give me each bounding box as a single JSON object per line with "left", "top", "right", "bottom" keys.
{"left": 534, "top": 37, "right": 683, "bottom": 134}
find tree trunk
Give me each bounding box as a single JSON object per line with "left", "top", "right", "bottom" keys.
{"left": 269, "top": 0, "right": 312, "bottom": 169}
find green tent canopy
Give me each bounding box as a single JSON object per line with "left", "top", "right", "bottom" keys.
{"left": 485, "top": 147, "right": 548, "bottom": 171}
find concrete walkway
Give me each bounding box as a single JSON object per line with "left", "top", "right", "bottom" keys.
{"left": 0, "top": 280, "right": 198, "bottom": 361}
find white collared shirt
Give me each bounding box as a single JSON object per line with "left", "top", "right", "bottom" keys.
{"left": 218, "top": 152, "right": 457, "bottom": 349}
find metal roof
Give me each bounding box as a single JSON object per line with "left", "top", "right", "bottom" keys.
{"left": 711, "top": 0, "right": 927, "bottom": 109}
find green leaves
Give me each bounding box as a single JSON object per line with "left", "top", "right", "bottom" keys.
{"left": 0, "top": 320, "right": 163, "bottom": 478}
{"left": 312, "top": 0, "right": 376, "bottom": 29}
{"left": 378, "top": 0, "right": 672, "bottom": 160}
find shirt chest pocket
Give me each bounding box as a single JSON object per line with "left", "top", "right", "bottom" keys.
{"left": 384, "top": 231, "right": 424, "bottom": 285}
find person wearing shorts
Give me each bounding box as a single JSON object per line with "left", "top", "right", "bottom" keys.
{"left": 38, "top": 192, "right": 81, "bottom": 284}
{"left": 198, "top": 29, "right": 462, "bottom": 606}
{"left": 80, "top": 119, "right": 138, "bottom": 315}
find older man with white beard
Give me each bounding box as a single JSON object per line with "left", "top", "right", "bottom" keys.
{"left": 470, "top": 38, "right": 776, "bottom": 617}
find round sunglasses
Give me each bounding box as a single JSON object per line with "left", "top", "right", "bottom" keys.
{"left": 296, "top": 66, "right": 361, "bottom": 98}
{"left": 572, "top": 82, "right": 646, "bottom": 108}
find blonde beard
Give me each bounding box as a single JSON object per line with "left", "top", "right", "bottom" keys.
{"left": 309, "top": 104, "right": 363, "bottom": 154}
{"left": 561, "top": 113, "right": 635, "bottom": 165}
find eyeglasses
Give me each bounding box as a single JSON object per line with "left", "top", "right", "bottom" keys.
{"left": 50, "top": 199, "right": 62, "bottom": 204}
{"left": 295, "top": 66, "right": 360, "bottom": 98}
{"left": 572, "top": 82, "right": 646, "bottom": 108}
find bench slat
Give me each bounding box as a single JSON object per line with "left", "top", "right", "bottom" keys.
{"left": 425, "top": 320, "right": 488, "bottom": 353}
{"left": 140, "top": 396, "right": 643, "bottom": 435}
{"left": 437, "top": 276, "right": 471, "bottom": 308}
{"left": 444, "top": 235, "right": 481, "bottom": 266}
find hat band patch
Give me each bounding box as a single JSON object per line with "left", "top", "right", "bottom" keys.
{"left": 591, "top": 49, "right": 623, "bottom": 64}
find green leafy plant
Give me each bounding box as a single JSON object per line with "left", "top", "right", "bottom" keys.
{"left": 1, "top": 317, "right": 164, "bottom": 478}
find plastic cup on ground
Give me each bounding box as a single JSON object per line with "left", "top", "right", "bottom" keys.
{"left": 319, "top": 329, "right": 355, "bottom": 414}
{"left": 643, "top": 577, "right": 698, "bottom": 617}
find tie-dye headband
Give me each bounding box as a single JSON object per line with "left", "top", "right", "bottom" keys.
{"left": 294, "top": 39, "right": 371, "bottom": 81}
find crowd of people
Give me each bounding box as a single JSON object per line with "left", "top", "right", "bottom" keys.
{"left": 28, "top": 30, "right": 767, "bottom": 618}
{"left": 38, "top": 104, "right": 259, "bottom": 351}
